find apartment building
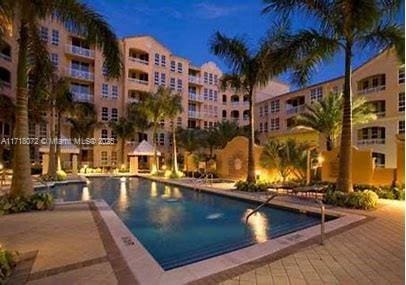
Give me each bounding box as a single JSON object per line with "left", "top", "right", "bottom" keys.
{"left": 0, "top": 18, "right": 287, "bottom": 169}
{"left": 256, "top": 49, "right": 405, "bottom": 168}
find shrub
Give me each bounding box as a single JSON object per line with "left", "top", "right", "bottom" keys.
{"left": 354, "top": 183, "right": 405, "bottom": 200}
{"left": 235, "top": 181, "right": 269, "bottom": 192}
{"left": 0, "top": 246, "right": 18, "bottom": 284}
{"left": 0, "top": 193, "right": 54, "bottom": 216}
{"left": 324, "top": 189, "right": 378, "bottom": 209}
{"left": 31, "top": 164, "right": 42, "bottom": 175}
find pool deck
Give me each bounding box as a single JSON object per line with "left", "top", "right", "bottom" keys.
{"left": 0, "top": 178, "right": 404, "bottom": 285}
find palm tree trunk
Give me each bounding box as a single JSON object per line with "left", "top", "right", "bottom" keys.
{"left": 56, "top": 112, "right": 62, "bottom": 171}
{"left": 11, "top": 22, "right": 33, "bottom": 196}
{"left": 121, "top": 138, "right": 126, "bottom": 167}
{"left": 172, "top": 125, "right": 178, "bottom": 173}
{"left": 152, "top": 123, "right": 158, "bottom": 173}
{"left": 326, "top": 136, "right": 334, "bottom": 151}
{"left": 47, "top": 102, "right": 57, "bottom": 178}
{"left": 246, "top": 88, "right": 256, "bottom": 183}
{"left": 336, "top": 42, "right": 353, "bottom": 192}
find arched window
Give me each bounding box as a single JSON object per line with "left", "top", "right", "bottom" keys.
{"left": 0, "top": 67, "right": 11, "bottom": 87}
{"left": 222, "top": 110, "right": 227, "bottom": 118}
{"left": 0, "top": 42, "right": 11, "bottom": 61}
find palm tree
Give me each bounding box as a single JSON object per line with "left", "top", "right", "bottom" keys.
{"left": 165, "top": 94, "right": 182, "bottom": 175}
{"left": 213, "top": 120, "right": 241, "bottom": 149}
{"left": 177, "top": 128, "right": 203, "bottom": 173}
{"left": 210, "top": 29, "right": 287, "bottom": 183}
{"left": 2, "top": 0, "right": 121, "bottom": 196}
{"left": 260, "top": 139, "right": 309, "bottom": 182}
{"left": 67, "top": 102, "right": 98, "bottom": 164}
{"left": 263, "top": 0, "right": 404, "bottom": 192}
{"left": 0, "top": 95, "right": 15, "bottom": 164}
{"left": 294, "top": 93, "right": 377, "bottom": 151}
{"left": 109, "top": 117, "right": 135, "bottom": 167}
{"left": 140, "top": 87, "right": 181, "bottom": 173}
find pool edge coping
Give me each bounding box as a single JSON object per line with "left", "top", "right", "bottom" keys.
{"left": 87, "top": 176, "right": 367, "bottom": 285}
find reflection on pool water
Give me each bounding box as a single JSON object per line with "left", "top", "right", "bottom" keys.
{"left": 49, "top": 177, "right": 325, "bottom": 270}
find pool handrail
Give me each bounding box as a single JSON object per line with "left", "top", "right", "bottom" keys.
{"left": 245, "top": 193, "right": 325, "bottom": 245}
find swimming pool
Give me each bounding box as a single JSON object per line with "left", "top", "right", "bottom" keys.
{"left": 50, "top": 177, "right": 326, "bottom": 270}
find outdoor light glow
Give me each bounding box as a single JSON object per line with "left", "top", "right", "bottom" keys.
{"left": 162, "top": 165, "right": 167, "bottom": 170}
{"left": 0, "top": 163, "right": 3, "bottom": 171}
{"left": 118, "top": 181, "right": 129, "bottom": 211}
{"left": 244, "top": 209, "right": 269, "bottom": 243}
{"left": 120, "top": 177, "right": 127, "bottom": 182}
{"left": 318, "top": 155, "right": 325, "bottom": 164}
{"left": 82, "top": 186, "right": 90, "bottom": 201}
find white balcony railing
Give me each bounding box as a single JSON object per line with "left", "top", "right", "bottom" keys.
{"left": 128, "top": 57, "right": 149, "bottom": 65}
{"left": 0, "top": 53, "right": 11, "bottom": 61}
{"left": 128, "top": 97, "right": 140, "bottom": 104}
{"left": 357, "top": 85, "right": 385, "bottom": 95}
{"left": 188, "top": 93, "right": 203, "bottom": 102}
{"left": 66, "top": 45, "right": 95, "bottom": 58}
{"left": 286, "top": 105, "right": 305, "bottom": 115}
{"left": 374, "top": 111, "right": 385, "bottom": 118}
{"left": 71, "top": 91, "right": 93, "bottom": 103}
{"left": 66, "top": 68, "right": 94, "bottom": 81}
{"left": 357, "top": 138, "right": 386, "bottom": 145}
{"left": 188, "top": 76, "right": 202, "bottom": 85}
{"left": 0, "top": 80, "right": 11, "bottom": 88}
{"left": 188, "top": 110, "right": 201, "bottom": 119}
{"left": 128, "top": 77, "right": 148, "bottom": 85}
{"left": 231, "top": 101, "right": 240, "bottom": 106}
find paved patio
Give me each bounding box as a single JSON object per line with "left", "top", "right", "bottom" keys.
{"left": 0, "top": 198, "right": 404, "bottom": 284}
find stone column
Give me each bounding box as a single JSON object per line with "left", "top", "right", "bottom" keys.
{"left": 72, "top": 154, "right": 78, "bottom": 175}
{"left": 42, "top": 153, "right": 49, "bottom": 175}
{"left": 129, "top": 156, "right": 138, "bottom": 174}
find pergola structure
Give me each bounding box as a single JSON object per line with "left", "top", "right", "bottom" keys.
{"left": 128, "top": 140, "right": 161, "bottom": 174}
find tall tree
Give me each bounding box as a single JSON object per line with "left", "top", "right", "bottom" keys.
{"left": 210, "top": 28, "right": 287, "bottom": 183}
{"left": 165, "top": 94, "right": 182, "bottom": 175}
{"left": 109, "top": 117, "right": 135, "bottom": 167}
{"left": 294, "top": 93, "right": 376, "bottom": 150}
{"left": 1, "top": 0, "right": 121, "bottom": 196}
{"left": 263, "top": 0, "right": 404, "bottom": 192}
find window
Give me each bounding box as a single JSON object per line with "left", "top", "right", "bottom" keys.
{"left": 111, "top": 85, "right": 118, "bottom": 99}
{"left": 177, "top": 79, "right": 182, "bottom": 91}
{"left": 399, "top": 120, "right": 405, "bottom": 134}
{"left": 214, "top": 91, "right": 218, "bottom": 102}
{"left": 204, "top": 72, "right": 208, "bottom": 84}
{"left": 399, "top": 92, "right": 405, "bottom": 112}
{"left": 161, "top": 55, "right": 166, "bottom": 67}
{"left": 203, "top": 88, "right": 208, "bottom": 100}
{"left": 102, "top": 63, "right": 108, "bottom": 76}
{"left": 208, "top": 89, "right": 213, "bottom": 101}
{"left": 159, "top": 133, "right": 165, "bottom": 145}
{"left": 101, "top": 151, "right": 108, "bottom": 165}
{"left": 310, "top": 87, "right": 323, "bottom": 103}
{"left": 399, "top": 66, "right": 405, "bottom": 84}
{"left": 160, "top": 73, "right": 166, "bottom": 86}
{"left": 170, "top": 61, "right": 176, "bottom": 72}
{"left": 270, "top": 100, "right": 280, "bottom": 113}
{"left": 270, "top": 118, "right": 280, "bottom": 131}
{"left": 259, "top": 122, "right": 263, "bottom": 133}
{"left": 154, "top": 72, "right": 159, "bottom": 85}
{"left": 369, "top": 100, "right": 385, "bottom": 117}
{"left": 263, "top": 104, "right": 269, "bottom": 116}
{"left": 40, "top": 26, "right": 48, "bottom": 42}
{"left": 259, "top": 106, "right": 263, "bottom": 117}
{"left": 51, "top": 29, "right": 59, "bottom": 45}
{"left": 101, "top": 107, "right": 109, "bottom": 121}
{"left": 39, "top": 122, "right": 47, "bottom": 138}
{"left": 101, "top": 129, "right": 108, "bottom": 139}
{"left": 111, "top": 130, "right": 117, "bottom": 142}
{"left": 208, "top": 73, "right": 213, "bottom": 85}
{"left": 159, "top": 119, "right": 165, "bottom": 128}
{"left": 357, "top": 127, "right": 386, "bottom": 144}
{"left": 50, "top": 53, "right": 58, "bottom": 67}
{"left": 214, "top": 75, "right": 218, "bottom": 84}
{"left": 102, "top": 84, "right": 109, "bottom": 98}
{"left": 372, "top": 152, "right": 385, "bottom": 168}
{"left": 177, "top": 117, "right": 182, "bottom": 127}
{"left": 177, "top": 62, "right": 183, "bottom": 73}
{"left": 111, "top": 108, "right": 118, "bottom": 121}
{"left": 214, "top": 106, "right": 218, "bottom": 117}
{"left": 170, "top": 78, "right": 176, "bottom": 90}
{"left": 111, "top": 151, "right": 117, "bottom": 164}
{"left": 154, "top": 53, "right": 160, "bottom": 65}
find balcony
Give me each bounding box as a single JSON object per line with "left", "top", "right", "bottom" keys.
{"left": 357, "top": 138, "right": 385, "bottom": 145}
{"left": 128, "top": 56, "right": 149, "bottom": 65}
{"left": 71, "top": 91, "right": 93, "bottom": 103}
{"left": 189, "top": 76, "right": 203, "bottom": 85}
{"left": 0, "top": 80, "right": 11, "bottom": 89}
{"left": 231, "top": 101, "right": 240, "bottom": 106}
{"left": 128, "top": 97, "right": 140, "bottom": 104}
{"left": 286, "top": 105, "right": 305, "bottom": 115}
{"left": 375, "top": 111, "right": 385, "bottom": 118}
{"left": 66, "top": 45, "right": 95, "bottom": 59}
{"left": 188, "top": 110, "right": 201, "bottom": 119}
{"left": 188, "top": 93, "right": 204, "bottom": 102}
{"left": 66, "top": 68, "right": 94, "bottom": 81}
{"left": 0, "top": 53, "right": 11, "bottom": 62}
{"left": 128, "top": 77, "right": 148, "bottom": 85}
{"left": 357, "top": 85, "right": 385, "bottom": 95}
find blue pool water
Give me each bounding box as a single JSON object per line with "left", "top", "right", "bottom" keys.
{"left": 49, "top": 177, "right": 324, "bottom": 270}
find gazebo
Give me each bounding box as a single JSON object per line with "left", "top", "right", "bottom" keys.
{"left": 39, "top": 136, "right": 80, "bottom": 174}
{"left": 128, "top": 140, "right": 161, "bottom": 173}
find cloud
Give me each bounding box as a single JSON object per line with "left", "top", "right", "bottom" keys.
{"left": 126, "top": 5, "right": 183, "bottom": 20}
{"left": 194, "top": 2, "right": 245, "bottom": 19}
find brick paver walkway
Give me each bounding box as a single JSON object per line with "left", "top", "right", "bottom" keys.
{"left": 220, "top": 199, "right": 405, "bottom": 285}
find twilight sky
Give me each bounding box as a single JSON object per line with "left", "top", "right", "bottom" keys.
{"left": 83, "top": 0, "right": 405, "bottom": 89}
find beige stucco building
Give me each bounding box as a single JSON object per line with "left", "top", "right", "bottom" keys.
{"left": 256, "top": 49, "right": 405, "bottom": 169}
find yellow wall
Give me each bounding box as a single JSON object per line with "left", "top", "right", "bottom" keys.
{"left": 396, "top": 136, "right": 405, "bottom": 184}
